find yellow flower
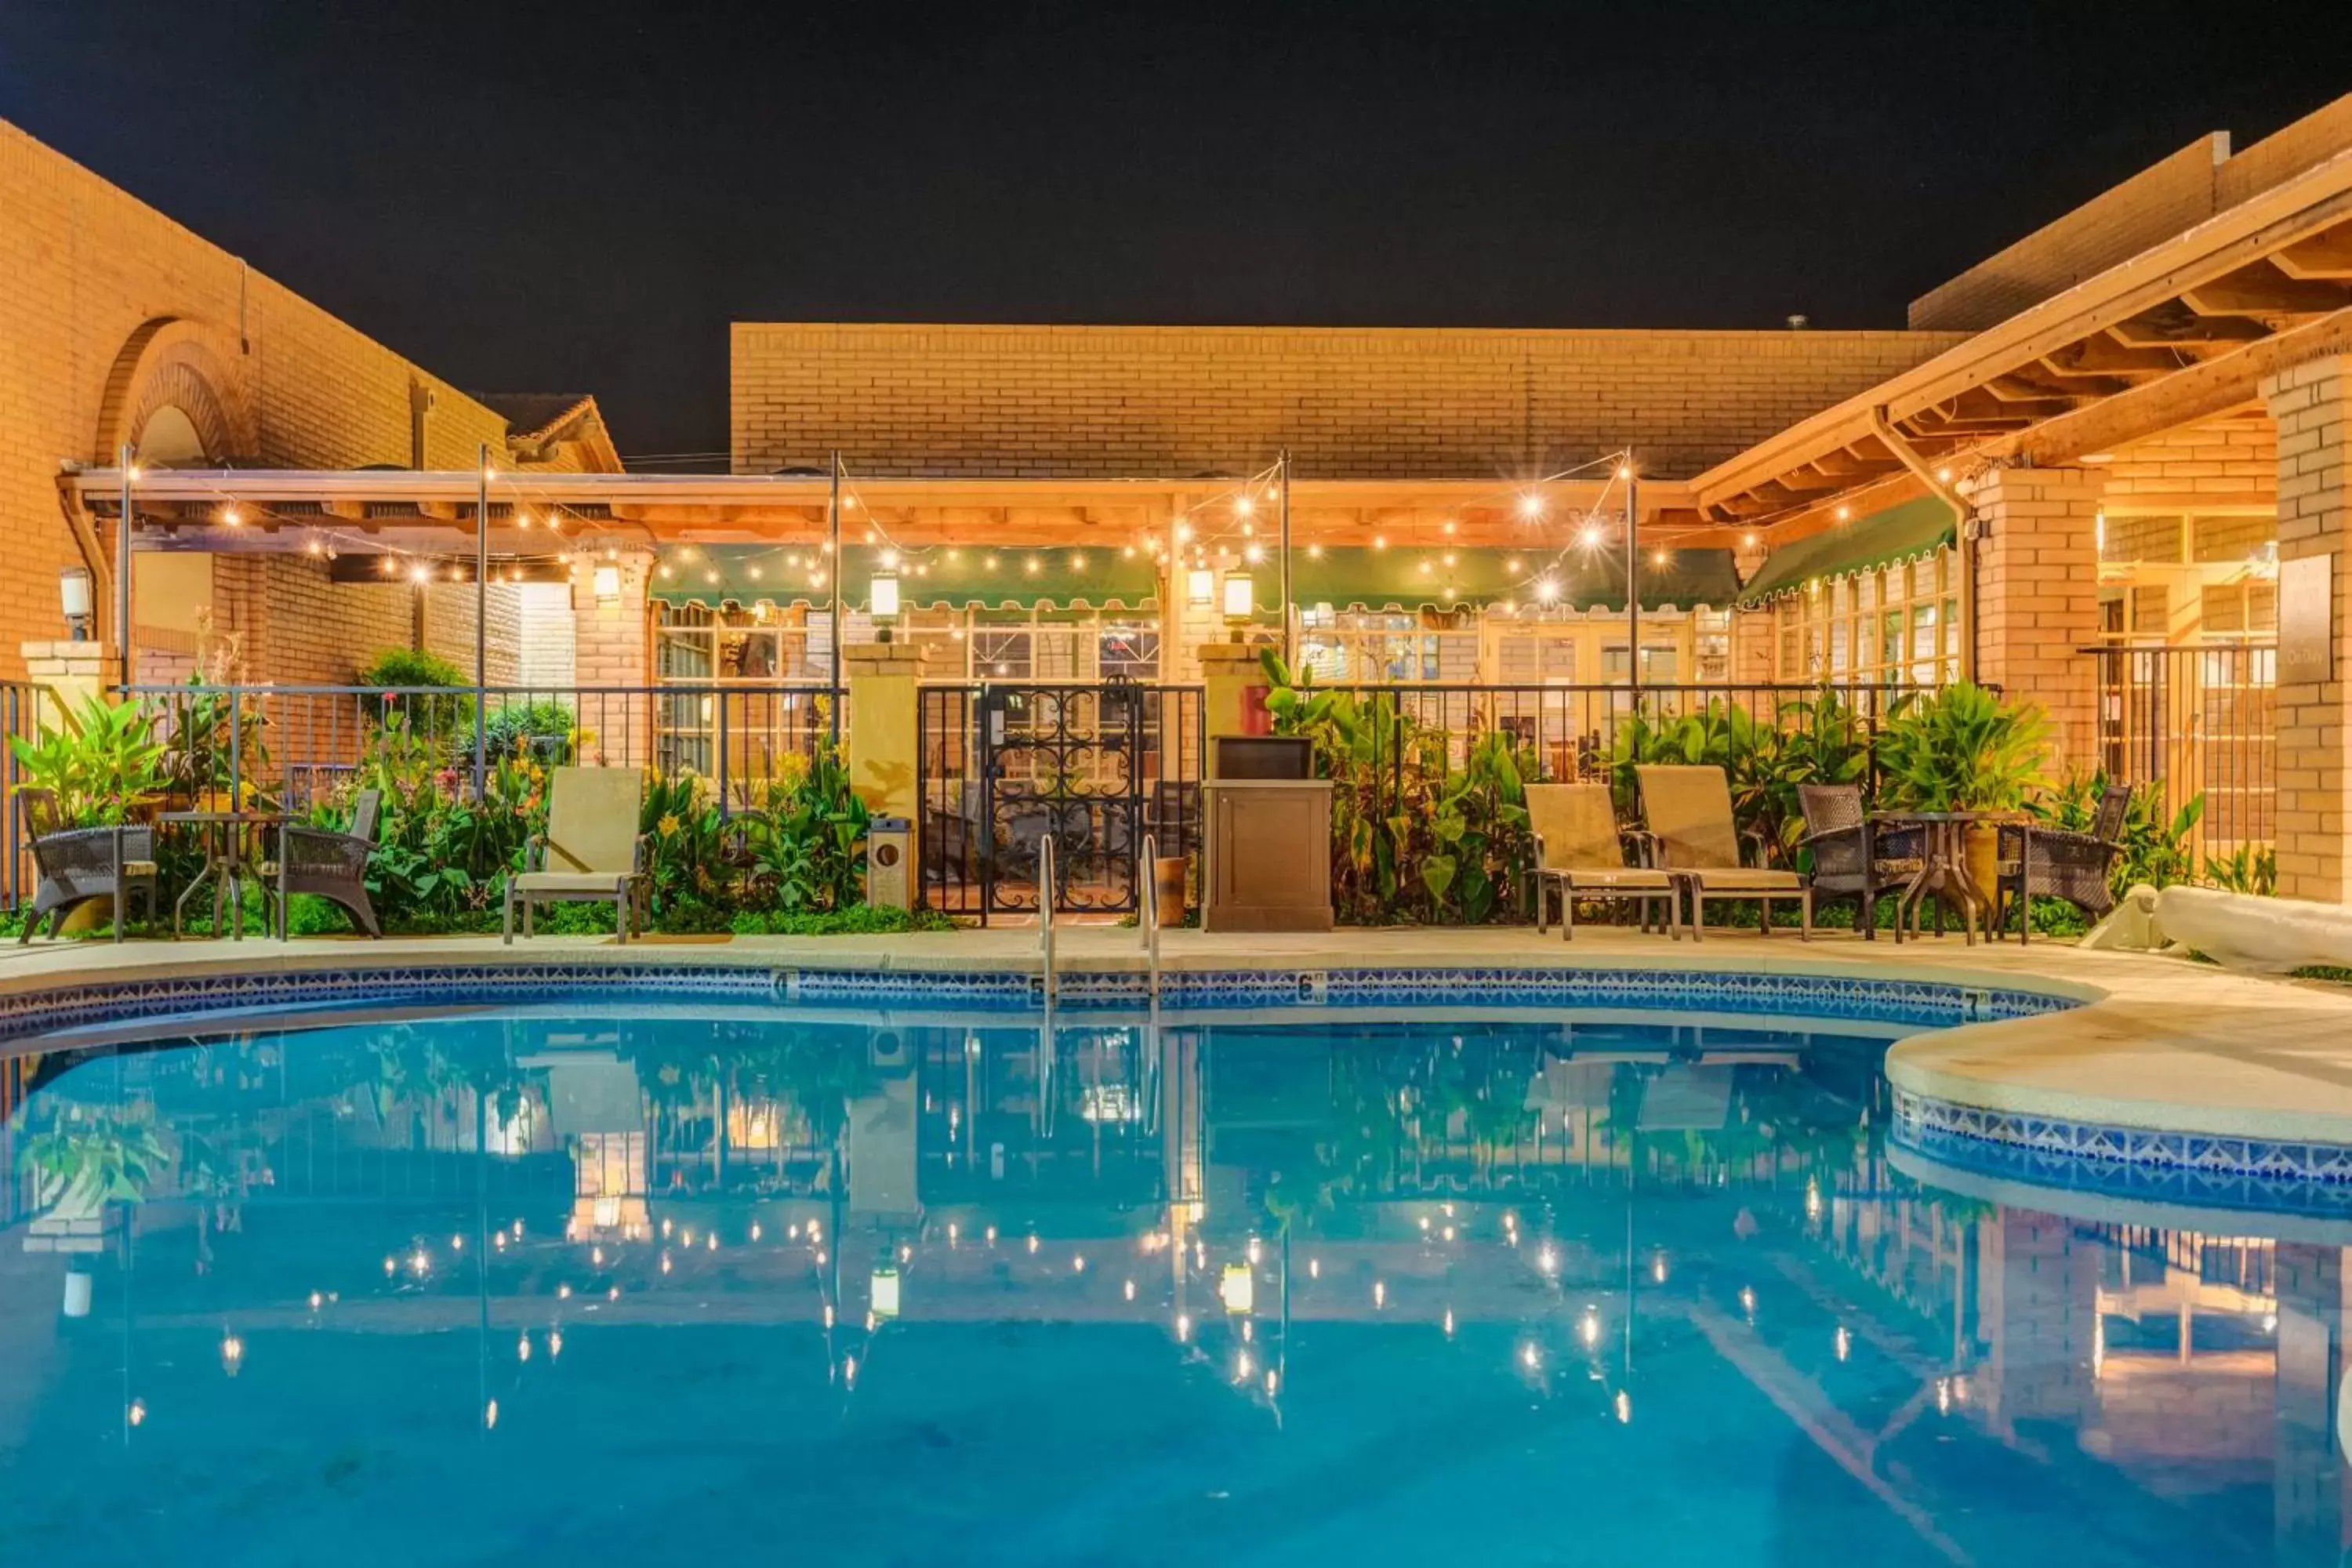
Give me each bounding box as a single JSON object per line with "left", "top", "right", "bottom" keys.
{"left": 658, "top": 813, "right": 681, "bottom": 838}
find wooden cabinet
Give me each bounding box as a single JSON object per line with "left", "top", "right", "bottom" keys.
{"left": 1200, "top": 781, "right": 1334, "bottom": 933}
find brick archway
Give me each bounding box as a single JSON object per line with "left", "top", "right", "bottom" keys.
{"left": 93, "top": 318, "right": 257, "bottom": 465}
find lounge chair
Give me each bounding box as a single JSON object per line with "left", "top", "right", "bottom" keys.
{"left": 1996, "top": 782, "right": 2130, "bottom": 942}
{"left": 1796, "top": 782, "right": 1923, "bottom": 942}
{"left": 503, "top": 767, "right": 649, "bottom": 944}
{"left": 1633, "top": 764, "right": 1811, "bottom": 941}
{"left": 1526, "top": 782, "right": 1676, "bottom": 940}
{"left": 16, "top": 787, "right": 158, "bottom": 942}
{"left": 272, "top": 788, "right": 384, "bottom": 938}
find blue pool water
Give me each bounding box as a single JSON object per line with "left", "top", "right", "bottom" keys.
{"left": 1, "top": 997, "right": 2343, "bottom": 1565}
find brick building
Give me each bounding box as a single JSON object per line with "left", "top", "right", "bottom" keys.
{"left": 9, "top": 92, "right": 2352, "bottom": 892}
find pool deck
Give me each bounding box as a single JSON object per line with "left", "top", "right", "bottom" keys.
{"left": 5, "top": 924, "right": 2352, "bottom": 1145}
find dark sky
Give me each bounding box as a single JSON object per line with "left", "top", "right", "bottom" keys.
{"left": 5, "top": 0, "right": 2348, "bottom": 462}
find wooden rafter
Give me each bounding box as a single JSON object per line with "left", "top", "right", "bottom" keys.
{"left": 2273, "top": 223, "right": 2352, "bottom": 281}
{"left": 2178, "top": 259, "right": 2352, "bottom": 324}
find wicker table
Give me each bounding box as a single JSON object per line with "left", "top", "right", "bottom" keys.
{"left": 1870, "top": 810, "right": 2021, "bottom": 946}
{"left": 160, "top": 810, "right": 286, "bottom": 941}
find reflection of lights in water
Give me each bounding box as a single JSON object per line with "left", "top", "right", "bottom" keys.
{"left": 2265, "top": 1312, "right": 2280, "bottom": 1333}
{"left": 865, "top": 1312, "right": 878, "bottom": 1332}
{"left": 495, "top": 1232, "right": 507, "bottom": 1252}
{"left": 1072, "top": 1254, "right": 1087, "bottom": 1273}
{"left": 547, "top": 1330, "right": 564, "bottom": 1360}
{"left": 608, "top": 1286, "right": 620, "bottom": 1301}
{"left": 1502, "top": 1211, "right": 1518, "bottom": 1234}
{"left": 662, "top": 1219, "right": 673, "bottom": 1239}
{"left": 1219, "top": 1265, "right": 1254, "bottom": 1315}
{"left": 1738, "top": 1286, "right": 1756, "bottom": 1317}
{"left": 557, "top": 1283, "right": 572, "bottom": 1300}
{"left": 307, "top": 1290, "right": 323, "bottom": 1312}
{"left": 1614, "top": 1390, "right": 1632, "bottom": 1424}
{"left": 451, "top": 1234, "right": 464, "bottom": 1253}
{"left": 899, "top": 1244, "right": 913, "bottom": 1264}
{"left": 1177, "top": 1313, "right": 1192, "bottom": 1343}
{"left": 220, "top": 1333, "right": 245, "bottom": 1376}
{"left": 1936, "top": 1377, "right": 1951, "bottom": 1415}
{"left": 1078, "top": 1083, "right": 1144, "bottom": 1123}
{"left": 1241, "top": 1319, "right": 1254, "bottom": 1343}
{"left": 513, "top": 1220, "right": 524, "bottom": 1240}
{"left": 807, "top": 1221, "right": 822, "bottom": 1243}
{"left": 681, "top": 1229, "right": 695, "bottom": 1249}
{"left": 1265, "top": 1370, "right": 1279, "bottom": 1396}
{"left": 706, "top": 1232, "right": 717, "bottom": 1253}
{"left": 1805, "top": 1180, "right": 1823, "bottom": 1221}
{"left": 789, "top": 1225, "right": 802, "bottom": 1240}
{"left": 1123, "top": 1279, "right": 1137, "bottom": 1301}
{"left": 1651, "top": 1254, "right": 1668, "bottom": 1285}
{"left": 946, "top": 1224, "right": 958, "bottom": 1245}
{"left": 1308, "top": 1258, "right": 1320, "bottom": 1279}
{"left": 410, "top": 1248, "right": 430, "bottom": 1277}
{"left": 517, "top": 1334, "right": 532, "bottom": 1363}
{"left": 1373, "top": 1280, "right": 1386, "bottom": 1309}
{"left": 484, "top": 1400, "right": 499, "bottom": 1430}
{"left": 750, "top": 1222, "right": 763, "bottom": 1242}
{"left": 823, "top": 1305, "right": 836, "bottom": 1329}
{"left": 1520, "top": 1343, "right": 1541, "bottom": 1370}
{"left": 1236, "top": 1352, "right": 1253, "bottom": 1381}
{"left": 1417, "top": 1217, "right": 1431, "bottom": 1233}
{"left": 1578, "top": 1310, "right": 1600, "bottom": 1348}
{"left": 844, "top": 1356, "right": 858, "bottom": 1388}
{"left": 1443, "top": 1309, "right": 1455, "bottom": 1338}
{"left": 590, "top": 1246, "right": 604, "bottom": 1266}
{"left": 984, "top": 1226, "right": 998, "bottom": 1245}
{"left": 1537, "top": 1244, "right": 1559, "bottom": 1276}
{"left": 383, "top": 1256, "right": 397, "bottom": 1277}
{"left": 659, "top": 1252, "right": 673, "bottom": 1275}
{"left": 1834, "top": 1326, "right": 1850, "bottom": 1362}
{"left": 1246, "top": 1236, "right": 1263, "bottom": 1266}
{"left": 1441, "top": 1225, "right": 1456, "bottom": 1243}
{"left": 127, "top": 1399, "right": 147, "bottom": 1428}
{"left": 815, "top": 1250, "right": 827, "bottom": 1266}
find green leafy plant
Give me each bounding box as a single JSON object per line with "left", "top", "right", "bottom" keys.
{"left": 2204, "top": 841, "right": 2277, "bottom": 896}
{"left": 1875, "top": 681, "right": 2048, "bottom": 813}
{"left": 17, "top": 1104, "right": 172, "bottom": 1210}
{"left": 482, "top": 699, "right": 578, "bottom": 764}
{"left": 156, "top": 672, "right": 274, "bottom": 810}
{"left": 360, "top": 648, "right": 476, "bottom": 742}
{"left": 8, "top": 695, "right": 166, "bottom": 826}
{"left": 2034, "top": 770, "right": 2202, "bottom": 891}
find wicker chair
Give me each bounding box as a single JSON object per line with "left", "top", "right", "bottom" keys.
{"left": 1997, "top": 783, "right": 2131, "bottom": 938}
{"left": 1795, "top": 784, "right": 1924, "bottom": 942}
{"left": 16, "top": 787, "right": 159, "bottom": 943}
{"left": 273, "top": 789, "right": 384, "bottom": 938}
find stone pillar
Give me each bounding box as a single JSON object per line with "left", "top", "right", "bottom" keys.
{"left": 569, "top": 549, "right": 652, "bottom": 768}
{"left": 2263, "top": 354, "right": 2352, "bottom": 902}
{"left": 844, "top": 641, "right": 931, "bottom": 822}
{"left": 1196, "top": 641, "right": 1262, "bottom": 740}
{"left": 1961, "top": 466, "right": 2104, "bottom": 771}
{"left": 18, "top": 641, "right": 109, "bottom": 720}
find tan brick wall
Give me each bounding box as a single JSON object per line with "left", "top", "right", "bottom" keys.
{"left": 419, "top": 583, "right": 524, "bottom": 688}
{"left": 1963, "top": 465, "right": 2103, "bottom": 771}
{"left": 2101, "top": 418, "right": 2278, "bottom": 509}
{"left": 0, "top": 118, "right": 514, "bottom": 681}
{"left": 569, "top": 552, "right": 652, "bottom": 767}
{"left": 2262, "top": 353, "right": 2351, "bottom": 902}
{"left": 2215, "top": 93, "right": 2352, "bottom": 211}
{"left": 731, "top": 323, "right": 1965, "bottom": 481}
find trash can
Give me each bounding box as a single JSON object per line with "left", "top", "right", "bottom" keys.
{"left": 866, "top": 815, "right": 913, "bottom": 909}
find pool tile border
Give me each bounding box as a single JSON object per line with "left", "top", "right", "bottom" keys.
{"left": 0, "top": 957, "right": 2076, "bottom": 1046}
{"left": 1892, "top": 1084, "right": 2352, "bottom": 1192}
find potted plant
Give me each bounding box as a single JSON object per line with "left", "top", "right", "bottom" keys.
{"left": 1874, "top": 681, "right": 2049, "bottom": 898}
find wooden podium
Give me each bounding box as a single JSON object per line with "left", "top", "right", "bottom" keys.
{"left": 1200, "top": 734, "right": 1334, "bottom": 932}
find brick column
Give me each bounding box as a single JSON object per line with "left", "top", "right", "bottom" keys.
{"left": 1196, "top": 641, "right": 1262, "bottom": 739}
{"left": 844, "top": 641, "right": 931, "bottom": 822}
{"left": 1961, "top": 466, "right": 2103, "bottom": 771}
{"left": 18, "top": 640, "right": 108, "bottom": 718}
{"left": 570, "top": 550, "right": 652, "bottom": 768}
{"left": 2263, "top": 354, "right": 2352, "bottom": 902}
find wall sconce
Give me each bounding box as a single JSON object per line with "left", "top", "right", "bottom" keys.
{"left": 592, "top": 563, "right": 622, "bottom": 605}
{"left": 1187, "top": 566, "right": 1215, "bottom": 606}
{"left": 869, "top": 570, "right": 901, "bottom": 643}
{"left": 1221, "top": 571, "right": 1255, "bottom": 629}
{"left": 58, "top": 567, "right": 94, "bottom": 640}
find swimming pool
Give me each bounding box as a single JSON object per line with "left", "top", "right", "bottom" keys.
{"left": 1, "top": 989, "right": 2340, "bottom": 1566}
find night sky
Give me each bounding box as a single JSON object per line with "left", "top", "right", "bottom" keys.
{"left": 5, "top": 0, "right": 2347, "bottom": 462}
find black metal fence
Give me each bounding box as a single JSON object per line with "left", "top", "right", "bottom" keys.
{"left": 107, "top": 682, "right": 843, "bottom": 815}
{"left": 2086, "top": 644, "right": 2274, "bottom": 866}
{"left": 1, "top": 681, "right": 55, "bottom": 911}
{"left": 919, "top": 681, "right": 1204, "bottom": 920}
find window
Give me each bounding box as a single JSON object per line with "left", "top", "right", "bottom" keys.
{"left": 1298, "top": 612, "right": 1469, "bottom": 684}
{"left": 1773, "top": 546, "right": 1958, "bottom": 687}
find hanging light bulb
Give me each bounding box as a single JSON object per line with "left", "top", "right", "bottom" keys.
{"left": 1519, "top": 493, "right": 1543, "bottom": 519}
{"left": 1236, "top": 495, "right": 1255, "bottom": 519}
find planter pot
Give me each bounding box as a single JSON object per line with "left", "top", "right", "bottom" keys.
{"left": 1965, "top": 822, "right": 2002, "bottom": 913}
{"left": 1152, "top": 856, "right": 1188, "bottom": 927}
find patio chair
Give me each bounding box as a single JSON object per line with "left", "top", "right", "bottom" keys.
{"left": 1796, "top": 783, "right": 1923, "bottom": 942}
{"left": 503, "top": 767, "right": 649, "bottom": 944}
{"left": 1526, "top": 782, "right": 1676, "bottom": 940}
{"left": 16, "top": 787, "right": 159, "bottom": 943}
{"left": 1996, "top": 782, "right": 2131, "bottom": 937}
{"left": 1633, "top": 764, "right": 1810, "bottom": 941}
{"left": 271, "top": 789, "right": 384, "bottom": 938}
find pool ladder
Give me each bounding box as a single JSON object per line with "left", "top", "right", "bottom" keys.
{"left": 1138, "top": 833, "right": 1163, "bottom": 1017}
{"left": 1037, "top": 833, "right": 1058, "bottom": 1004}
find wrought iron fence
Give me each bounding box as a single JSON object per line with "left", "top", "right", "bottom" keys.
{"left": 919, "top": 681, "right": 1204, "bottom": 920}
{"left": 2085, "top": 644, "right": 2274, "bottom": 867}
{"left": 107, "top": 682, "right": 844, "bottom": 814}
{"left": 1, "top": 681, "right": 56, "bottom": 910}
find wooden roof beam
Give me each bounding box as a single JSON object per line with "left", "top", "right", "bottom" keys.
{"left": 2274, "top": 223, "right": 2352, "bottom": 281}
{"left": 2179, "top": 259, "right": 2352, "bottom": 325}
{"left": 2038, "top": 337, "right": 2186, "bottom": 381}
{"left": 2107, "top": 310, "right": 2269, "bottom": 353}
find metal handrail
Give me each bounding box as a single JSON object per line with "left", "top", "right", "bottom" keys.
{"left": 1139, "top": 833, "right": 1161, "bottom": 1011}
{"left": 1037, "top": 833, "right": 1057, "bottom": 1001}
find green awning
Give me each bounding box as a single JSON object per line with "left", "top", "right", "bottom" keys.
{"left": 1737, "top": 497, "right": 1957, "bottom": 606}
{"left": 1255, "top": 546, "right": 1741, "bottom": 613}
{"left": 651, "top": 543, "right": 1158, "bottom": 612}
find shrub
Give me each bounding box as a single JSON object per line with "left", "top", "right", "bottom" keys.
{"left": 359, "top": 648, "right": 475, "bottom": 742}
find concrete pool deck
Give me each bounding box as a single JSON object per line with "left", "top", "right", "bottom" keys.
{"left": 5, "top": 924, "right": 2352, "bottom": 1147}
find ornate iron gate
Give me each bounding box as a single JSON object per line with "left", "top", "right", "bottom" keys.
{"left": 919, "top": 682, "right": 1202, "bottom": 921}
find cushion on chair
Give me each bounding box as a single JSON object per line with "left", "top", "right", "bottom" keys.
{"left": 1552, "top": 867, "right": 1673, "bottom": 890}
{"left": 513, "top": 871, "right": 638, "bottom": 895}
{"left": 1680, "top": 867, "right": 1806, "bottom": 891}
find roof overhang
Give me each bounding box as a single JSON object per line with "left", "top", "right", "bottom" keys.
{"left": 1690, "top": 141, "right": 2352, "bottom": 546}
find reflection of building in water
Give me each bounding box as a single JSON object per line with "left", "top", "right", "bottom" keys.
{"left": 523, "top": 1043, "right": 651, "bottom": 1242}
